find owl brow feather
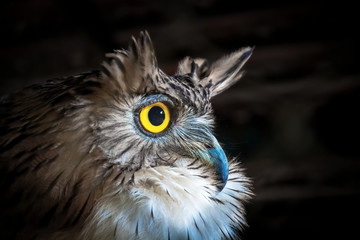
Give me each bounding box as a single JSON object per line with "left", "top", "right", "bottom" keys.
{"left": 103, "top": 55, "right": 126, "bottom": 75}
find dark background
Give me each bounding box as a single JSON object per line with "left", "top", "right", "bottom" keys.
{"left": 1, "top": 0, "right": 359, "bottom": 239}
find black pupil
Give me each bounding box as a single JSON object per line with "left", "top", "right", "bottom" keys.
{"left": 148, "top": 106, "right": 165, "bottom": 126}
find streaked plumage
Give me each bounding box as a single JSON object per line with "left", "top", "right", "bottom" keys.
{"left": 0, "top": 31, "right": 252, "bottom": 239}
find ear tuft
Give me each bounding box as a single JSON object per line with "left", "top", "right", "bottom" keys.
{"left": 206, "top": 47, "right": 253, "bottom": 97}
{"left": 177, "top": 57, "right": 209, "bottom": 80}
{"left": 101, "top": 31, "right": 158, "bottom": 93}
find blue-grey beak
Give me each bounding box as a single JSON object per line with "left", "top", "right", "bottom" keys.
{"left": 198, "top": 137, "right": 229, "bottom": 192}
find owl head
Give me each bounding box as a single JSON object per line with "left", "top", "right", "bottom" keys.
{"left": 85, "top": 31, "right": 253, "bottom": 239}
{"left": 98, "top": 31, "right": 252, "bottom": 190}
{"left": 0, "top": 31, "right": 253, "bottom": 239}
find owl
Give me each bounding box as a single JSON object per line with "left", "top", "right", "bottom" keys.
{"left": 0, "top": 31, "right": 252, "bottom": 240}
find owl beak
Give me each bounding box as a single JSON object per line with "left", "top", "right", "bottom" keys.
{"left": 198, "top": 138, "right": 229, "bottom": 193}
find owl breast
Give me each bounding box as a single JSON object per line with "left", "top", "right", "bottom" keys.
{"left": 81, "top": 161, "right": 249, "bottom": 240}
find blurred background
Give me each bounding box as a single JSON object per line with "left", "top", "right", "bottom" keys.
{"left": 1, "top": 0, "right": 359, "bottom": 239}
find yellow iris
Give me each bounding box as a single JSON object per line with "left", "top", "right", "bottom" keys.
{"left": 139, "top": 102, "right": 170, "bottom": 133}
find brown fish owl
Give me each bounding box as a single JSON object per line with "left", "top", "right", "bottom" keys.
{"left": 0, "top": 31, "right": 253, "bottom": 239}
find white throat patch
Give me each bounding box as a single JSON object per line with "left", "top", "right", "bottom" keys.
{"left": 82, "top": 163, "right": 251, "bottom": 240}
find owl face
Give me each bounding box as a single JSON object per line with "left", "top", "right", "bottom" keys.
{"left": 0, "top": 31, "right": 252, "bottom": 240}
{"left": 95, "top": 32, "right": 252, "bottom": 192}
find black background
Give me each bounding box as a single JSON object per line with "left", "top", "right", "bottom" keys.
{"left": 1, "top": 1, "right": 359, "bottom": 239}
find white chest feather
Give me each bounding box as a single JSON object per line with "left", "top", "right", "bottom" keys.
{"left": 81, "top": 163, "right": 250, "bottom": 240}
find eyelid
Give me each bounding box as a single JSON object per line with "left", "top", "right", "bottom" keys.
{"left": 135, "top": 94, "right": 175, "bottom": 112}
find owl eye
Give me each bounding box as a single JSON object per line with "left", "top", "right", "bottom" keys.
{"left": 139, "top": 101, "right": 170, "bottom": 133}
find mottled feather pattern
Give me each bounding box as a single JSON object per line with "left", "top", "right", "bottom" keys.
{"left": 0, "top": 31, "right": 253, "bottom": 239}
